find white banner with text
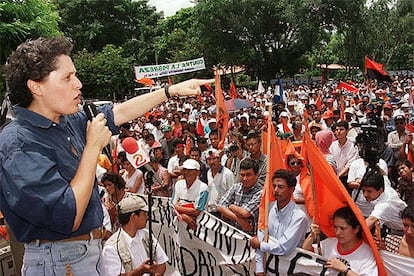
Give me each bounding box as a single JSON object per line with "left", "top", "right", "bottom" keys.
{"left": 151, "top": 197, "right": 414, "bottom": 275}
{"left": 135, "top": 58, "right": 205, "bottom": 79}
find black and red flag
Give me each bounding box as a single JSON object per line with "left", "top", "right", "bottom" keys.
{"left": 364, "top": 56, "right": 393, "bottom": 83}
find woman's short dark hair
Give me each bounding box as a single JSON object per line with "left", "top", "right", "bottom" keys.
{"left": 101, "top": 172, "right": 126, "bottom": 190}
{"left": 333, "top": 206, "right": 362, "bottom": 239}
{"left": 4, "top": 37, "right": 73, "bottom": 107}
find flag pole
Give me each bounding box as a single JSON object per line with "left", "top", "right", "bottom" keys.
{"left": 263, "top": 104, "right": 273, "bottom": 275}
{"left": 305, "top": 136, "right": 322, "bottom": 255}
{"left": 264, "top": 104, "right": 273, "bottom": 241}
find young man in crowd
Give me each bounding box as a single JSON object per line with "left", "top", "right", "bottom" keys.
{"left": 205, "top": 149, "right": 234, "bottom": 216}
{"left": 217, "top": 158, "right": 263, "bottom": 236}
{"left": 171, "top": 159, "right": 209, "bottom": 230}
{"left": 102, "top": 195, "right": 168, "bottom": 275}
{"left": 250, "top": 169, "right": 309, "bottom": 276}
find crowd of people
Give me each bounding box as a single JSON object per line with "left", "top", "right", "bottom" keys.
{"left": 0, "top": 36, "right": 413, "bottom": 275}
{"left": 92, "top": 71, "right": 414, "bottom": 274}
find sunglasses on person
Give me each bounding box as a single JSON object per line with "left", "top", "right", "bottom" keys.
{"left": 289, "top": 160, "right": 302, "bottom": 166}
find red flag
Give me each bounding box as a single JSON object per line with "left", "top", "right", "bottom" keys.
{"left": 196, "top": 118, "right": 205, "bottom": 137}
{"left": 365, "top": 56, "right": 393, "bottom": 83}
{"left": 338, "top": 81, "right": 358, "bottom": 94}
{"left": 136, "top": 77, "right": 154, "bottom": 87}
{"left": 281, "top": 117, "right": 291, "bottom": 133}
{"left": 197, "top": 94, "right": 204, "bottom": 104}
{"left": 167, "top": 76, "right": 173, "bottom": 86}
{"left": 406, "top": 124, "right": 414, "bottom": 164}
{"left": 184, "top": 136, "right": 192, "bottom": 156}
{"left": 258, "top": 124, "right": 285, "bottom": 230}
{"left": 215, "top": 70, "right": 229, "bottom": 150}
{"left": 300, "top": 133, "right": 387, "bottom": 275}
{"left": 229, "top": 79, "right": 237, "bottom": 99}
{"left": 315, "top": 95, "right": 322, "bottom": 111}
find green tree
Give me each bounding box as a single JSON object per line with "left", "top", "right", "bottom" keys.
{"left": 0, "top": 0, "right": 60, "bottom": 64}
{"left": 57, "top": 0, "right": 162, "bottom": 59}
{"left": 193, "top": 0, "right": 367, "bottom": 80}
{"left": 73, "top": 45, "right": 136, "bottom": 101}
{"left": 0, "top": 0, "right": 60, "bottom": 98}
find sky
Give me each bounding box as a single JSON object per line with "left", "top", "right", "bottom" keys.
{"left": 147, "top": 0, "right": 195, "bottom": 17}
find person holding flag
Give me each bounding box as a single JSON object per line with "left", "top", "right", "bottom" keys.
{"left": 303, "top": 207, "right": 378, "bottom": 276}
{"left": 250, "top": 169, "right": 309, "bottom": 276}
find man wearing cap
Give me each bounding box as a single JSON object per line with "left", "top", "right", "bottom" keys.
{"left": 217, "top": 158, "right": 263, "bottom": 236}
{"left": 101, "top": 195, "right": 168, "bottom": 275}
{"left": 277, "top": 111, "right": 292, "bottom": 134}
{"left": 321, "top": 110, "right": 335, "bottom": 130}
{"left": 387, "top": 115, "right": 409, "bottom": 161}
{"left": 382, "top": 102, "right": 395, "bottom": 133}
{"left": 159, "top": 124, "right": 174, "bottom": 159}
{"left": 206, "top": 149, "right": 234, "bottom": 216}
{"left": 205, "top": 118, "right": 217, "bottom": 137}
{"left": 344, "top": 107, "right": 359, "bottom": 143}
{"left": 171, "top": 159, "right": 209, "bottom": 230}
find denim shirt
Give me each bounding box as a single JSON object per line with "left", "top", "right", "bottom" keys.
{"left": 0, "top": 105, "right": 118, "bottom": 242}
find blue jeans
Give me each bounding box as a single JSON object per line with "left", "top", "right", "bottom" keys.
{"left": 22, "top": 239, "right": 102, "bottom": 276}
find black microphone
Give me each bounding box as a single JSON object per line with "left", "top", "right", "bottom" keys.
{"left": 83, "top": 103, "right": 113, "bottom": 163}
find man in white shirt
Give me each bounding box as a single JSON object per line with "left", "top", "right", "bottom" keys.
{"left": 171, "top": 159, "right": 209, "bottom": 230}
{"left": 361, "top": 169, "right": 407, "bottom": 232}
{"left": 101, "top": 195, "right": 168, "bottom": 276}
{"left": 206, "top": 149, "right": 234, "bottom": 215}
{"left": 329, "top": 121, "right": 359, "bottom": 193}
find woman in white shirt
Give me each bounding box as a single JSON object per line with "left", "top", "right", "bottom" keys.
{"left": 303, "top": 207, "right": 378, "bottom": 276}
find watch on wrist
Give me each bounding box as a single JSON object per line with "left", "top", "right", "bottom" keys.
{"left": 164, "top": 84, "right": 171, "bottom": 99}
{"left": 342, "top": 267, "right": 351, "bottom": 275}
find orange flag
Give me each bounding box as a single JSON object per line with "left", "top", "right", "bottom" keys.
{"left": 197, "top": 94, "right": 204, "bottom": 104}
{"left": 229, "top": 79, "right": 237, "bottom": 99}
{"left": 406, "top": 124, "right": 414, "bottom": 164}
{"left": 300, "top": 132, "right": 387, "bottom": 276}
{"left": 281, "top": 117, "right": 291, "bottom": 133}
{"left": 215, "top": 70, "right": 229, "bottom": 150}
{"left": 258, "top": 123, "right": 285, "bottom": 230}
{"left": 315, "top": 95, "right": 322, "bottom": 111}
{"left": 136, "top": 77, "right": 154, "bottom": 87}
{"left": 196, "top": 118, "right": 205, "bottom": 136}
{"left": 167, "top": 76, "right": 173, "bottom": 86}
{"left": 184, "top": 136, "right": 192, "bottom": 156}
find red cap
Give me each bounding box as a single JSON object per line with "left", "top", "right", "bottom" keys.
{"left": 322, "top": 110, "right": 334, "bottom": 119}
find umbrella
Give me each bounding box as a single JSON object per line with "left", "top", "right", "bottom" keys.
{"left": 209, "top": 99, "right": 254, "bottom": 113}
{"left": 225, "top": 98, "right": 253, "bottom": 111}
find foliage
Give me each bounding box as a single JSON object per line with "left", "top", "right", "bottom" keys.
{"left": 0, "top": 0, "right": 61, "bottom": 64}
{"left": 334, "top": 0, "right": 414, "bottom": 70}
{"left": 56, "top": 0, "right": 162, "bottom": 57}
{"left": 73, "top": 45, "right": 136, "bottom": 101}
{"left": 192, "top": 0, "right": 370, "bottom": 80}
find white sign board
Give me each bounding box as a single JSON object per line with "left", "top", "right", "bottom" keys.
{"left": 135, "top": 57, "right": 206, "bottom": 79}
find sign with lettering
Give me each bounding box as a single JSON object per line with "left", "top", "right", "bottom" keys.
{"left": 151, "top": 197, "right": 414, "bottom": 275}
{"left": 135, "top": 58, "right": 206, "bottom": 79}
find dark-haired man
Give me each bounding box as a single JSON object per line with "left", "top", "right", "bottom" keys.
{"left": 250, "top": 169, "right": 309, "bottom": 276}
{"left": 399, "top": 206, "right": 414, "bottom": 257}
{"left": 244, "top": 132, "right": 267, "bottom": 186}
{"left": 217, "top": 158, "right": 263, "bottom": 235}
{"left": 102, "top": 195, "right": 168, "bottom": 275}
{"left": 361, "top": 170, "right": 407, "bottom": 232}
